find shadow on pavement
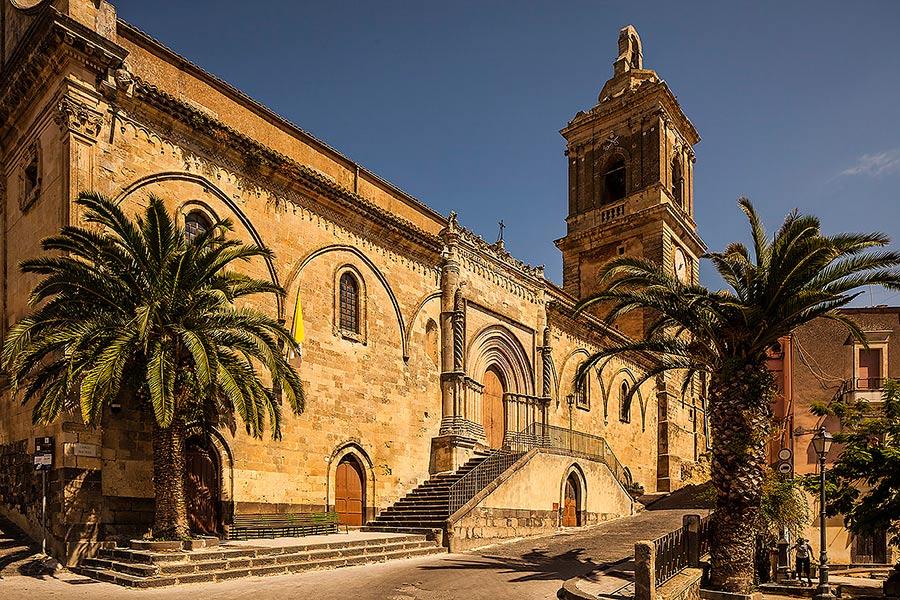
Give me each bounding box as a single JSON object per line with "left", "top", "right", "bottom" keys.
{"left": 417, "top": 546, "right": 621, "bottom": 584}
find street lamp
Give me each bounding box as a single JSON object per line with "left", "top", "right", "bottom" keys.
{"left": 811, "top": 427, "right": 834, "bottom": 600}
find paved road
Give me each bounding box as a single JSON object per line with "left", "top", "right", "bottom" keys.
{"left": 1, "top": 509, "right": 705, "bottom": 600}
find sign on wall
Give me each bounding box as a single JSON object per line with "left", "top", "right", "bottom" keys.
{"left": 33, "top": 436, "right": 53, "bottom": 471}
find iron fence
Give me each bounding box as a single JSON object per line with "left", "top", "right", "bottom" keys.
{"left": 448, "top": 449, "right": 525, "bottom": 515}
{"left": 652, "top": 514, "right": 712, "bottom": 585}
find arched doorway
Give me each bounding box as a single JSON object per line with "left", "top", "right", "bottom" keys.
{"left": 335, "top": 455, "right": 365, "bottom": 526}
{"left": 562, "top": 473, "right": 581, "bottom": 527}
{"left": 482, "top": 367, "right": 506, "bottom": 448}
{"left": 185, "top": 437, "right": 221, "bottom": 536}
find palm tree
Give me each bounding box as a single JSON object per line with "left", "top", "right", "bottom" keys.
{"left": 2, "top": 192, "right": 304, "bottom": 540}
{"left": 574, "top": 199, "right": 900, "bottom": 592}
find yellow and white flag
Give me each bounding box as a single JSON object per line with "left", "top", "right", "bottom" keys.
{"left": 289, "top": 295, "right": 304, "bottom": 368}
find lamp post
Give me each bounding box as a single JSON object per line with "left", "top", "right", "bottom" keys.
{"left": 811, "top": 427, "right": 834, "bottom": 600}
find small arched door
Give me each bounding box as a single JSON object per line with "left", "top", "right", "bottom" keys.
{"left": 562, "top": 474, "right": 580, "bottom": 527}
{"left": 482, "top": 368, "right": 506, "bottom": 449}
{"left": 335, "top": 456, "right": 365, "bottom": 526}
{"left": 185, "top": 437, "right": 221, "bottom": 536}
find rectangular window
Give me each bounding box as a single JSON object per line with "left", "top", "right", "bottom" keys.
{"left": 858, "top": 348, "right": 882, "bottom": 389}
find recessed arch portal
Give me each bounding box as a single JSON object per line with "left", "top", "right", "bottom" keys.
{"left": 326, "top": 442, "right": 376, "bottom": 525}
{"left": 468, "top": 324, "right": 535, "bottom": 397}
{"left": 561, "top": 464, "right": 586, "bottom": 527}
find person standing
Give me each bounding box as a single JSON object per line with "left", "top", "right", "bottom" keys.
{"left": 792, "top": 538, "right": 814, "bottom": 585}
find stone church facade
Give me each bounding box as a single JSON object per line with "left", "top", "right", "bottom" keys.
{"left": 0, "top": 0, "right": 707, "bottom": 562}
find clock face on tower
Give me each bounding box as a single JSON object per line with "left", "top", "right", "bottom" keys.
{"left": 673, "top": 247, "right": 688, "bottom": 283}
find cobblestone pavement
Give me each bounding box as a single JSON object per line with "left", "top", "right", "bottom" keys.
{"left": 0, "top": 508, "right": 706, "bottom": 600}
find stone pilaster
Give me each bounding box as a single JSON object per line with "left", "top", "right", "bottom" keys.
{"left": 432, "top": 213, "right": 480, "bottom": 473}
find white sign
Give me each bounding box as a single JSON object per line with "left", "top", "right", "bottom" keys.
{"left": 33, "top": 454, "right": 51, "bottom": 466}
{"left": 72, "top": 443, "right": 99, "bottom": 458}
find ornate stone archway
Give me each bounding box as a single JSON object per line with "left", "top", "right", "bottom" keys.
{"left": 326, "top": 442, "right": 376, "bottom": 524}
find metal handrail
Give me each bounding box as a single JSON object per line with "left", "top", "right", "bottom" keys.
{"left": 522, "top": 423, "right": 632, "bottom": 490}
{"left": 652, "top": 514, "right": 712, "bottom": 585}
{"left": 448, "top": 448, "right": 526, "bottom": 515}
{"left": 447, "top": 424, "right": 633, "bottom": 516}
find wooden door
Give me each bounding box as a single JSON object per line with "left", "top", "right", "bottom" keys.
{"left": 185, "top": 440, "right": 220, "bottom": 536}
{"left": 563, "top": 477, "right": 578, "bottom": 527}
{"left": 482, "top": 369, "right": 506, "bottom": 449}
{"left": 858, "top": 349, "right": 881, "bottom": 389}
{"left": 335, "top": 458, "right": 364, "bottom": 526}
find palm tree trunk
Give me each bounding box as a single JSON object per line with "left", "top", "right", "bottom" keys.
{"left": 707, "top": 363, "right": 775, "bottom": 593}
{"left": 152, "top": 417, "right": 190, "bottom": 540}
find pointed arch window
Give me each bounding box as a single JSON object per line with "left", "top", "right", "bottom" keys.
{"left": 339, "top": 272, "right": 360, "bottom": 334}
{"left": 672, "top": 158, "right": 684, "bottom": 210}
{"left": 573, "top": 372, "right": 589, "bottom": 411}
{"left": 602, "top": 156, "right": 627, "bottom": 205}
{"left": 619, "top": 381, "right": 632, "bottom": 423}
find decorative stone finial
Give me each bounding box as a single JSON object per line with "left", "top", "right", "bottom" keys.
{"left": 613, "top": 25, "right": 643, "bottom": 76}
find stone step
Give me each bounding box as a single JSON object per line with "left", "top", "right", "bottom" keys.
{"left": 100, "top": 533, "right": 428, "bottom": 565}
{"left": 362, "top": 525, "right": 444, "bottom": 536}
{"left": 379, "top": 508, "right": 450, "bottom": 517}
{"left": 373, "top": 515, "right": 448, "bottom": 524}
{"left": 92, "top": 539, "right": 440, "bottom": 578}
{"left": 366, "top": 520, "right": 447, "bottom": 529}
{"left": 78, "top": 544, "right": 446, "bottom": 588}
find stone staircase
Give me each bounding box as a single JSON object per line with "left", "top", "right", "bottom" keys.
{"left": 363, "top": 450, "right": 493, "bottom": 534}
{"left": 75, "top": 533, "right": 445, "bottom": 588}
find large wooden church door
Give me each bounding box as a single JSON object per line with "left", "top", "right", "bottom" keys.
{"left": 335, "top": 457, "right": 364, "bottom": 526}
{"left": 185, "top": 438, "right": 221, "bottom": 536}
{"left": 562, "top": 475, "right": 579, "bottom": 527}
{"left": 482, "top": 368, "right": 506, "bottom": 449}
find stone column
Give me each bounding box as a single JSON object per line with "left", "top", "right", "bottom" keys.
{"left": 439, "top": 214, "right": 461, "bottom": 427}
{"left": 634, "top": 541, "right": 657, "bottom": 600}
{"left": 684, "top": 514, "right": 701, "bottom": 567}
{"left": 431, "top": 213, "right": 477, "bottom": 474}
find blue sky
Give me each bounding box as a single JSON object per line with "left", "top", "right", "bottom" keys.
{"left": 114, "top": 1, "right": 900, "bottom": 305}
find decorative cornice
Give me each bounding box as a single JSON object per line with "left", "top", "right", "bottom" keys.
{"left": 563, "top": 81, "right": 700, "bottom": 147}
{"left": 54, "top": 97, "right": 104, "bottom": 139}
{"left": 0, "top": 6, "right": 127, "bottom": 132}
{"left": 441, "top": 212, "right": 545, "bottom": 283}
{"left": 125, "top": 76, "right": 443, "bottom": 259}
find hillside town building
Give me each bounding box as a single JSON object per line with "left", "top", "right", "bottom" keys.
{"left": 769, "top": 307, "right": 900, "bottom": 567}
{"left": 0, "top": 0, "right": 708, "bottom": 564}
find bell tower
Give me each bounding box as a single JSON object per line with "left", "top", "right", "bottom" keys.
{"left": 555, "top": 25, "right": 705, "bottom": 339}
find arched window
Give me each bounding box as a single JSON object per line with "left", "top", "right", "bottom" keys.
{"left": 619, "top": 381, "right": 632, "bottom": 423}
{"left": 602, "top": 156, "right": 627, "bottom": 205}
{"left": 671, "top": 158, "right": 684, "bottom": 210}
{"left": 573, "top": 371, "right": 589, "bottom": 410}
{"left": 185, "top": 210, "right": 212, "bottom": 242}
{"left": 339, "top": 272, "right": 360, "bottom": 334}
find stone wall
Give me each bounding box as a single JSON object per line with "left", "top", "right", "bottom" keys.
{"left": 448, "top": 449, "right": 634, "bottom": 551}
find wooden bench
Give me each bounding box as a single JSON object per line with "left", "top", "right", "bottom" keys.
{"left": 225, "top": 511, "right": 343, "bottom": 540}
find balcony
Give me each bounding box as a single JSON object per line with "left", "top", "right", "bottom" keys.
{"left": 845, "top": 377, "right": 886, "bottom": 403}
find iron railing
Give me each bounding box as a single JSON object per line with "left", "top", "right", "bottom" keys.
{"left": 448, "top": 424, "right": 633, "bottom": 516}
{"left": 448, "top": 448, "right": 526, "bottom": 515}
{"left": 855, "top": 377, "right": 885, "bottom": 390}
{"left": 653, "top": 514, "right": 712, "bottom": 585}
{"left": 522, "top": 423, "right": 632, "bottom": 490}
{"left": 698, "top": 514, "right": 711, "bottom": 558}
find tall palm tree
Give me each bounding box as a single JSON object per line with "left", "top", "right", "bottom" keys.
{"left": 2, "top": 192, "right": 304, "bottom": 540}
{"left": 574, "top": 199, "right": 900, "bottom": 592}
